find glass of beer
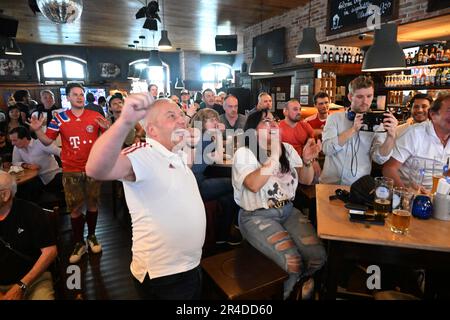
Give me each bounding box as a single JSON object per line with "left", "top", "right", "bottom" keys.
{"left": 432, "top": 157, "right": 445, "bottom": 194}
{"left": 374, "top": 177, "right": 394, "bottom": 218}
{"left": 390, "top": 188, "right": 414, "bottom": 235}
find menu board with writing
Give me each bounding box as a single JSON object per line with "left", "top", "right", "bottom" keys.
{"left": 326, "top": 0, "right": 399, "bottom": 36}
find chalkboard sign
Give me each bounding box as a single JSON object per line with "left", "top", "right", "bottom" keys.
{"left": 326, "top": 0, "right": 399, "bottom": 36}
{"left": 427, "top": 0, "right": 450, "bottom": 12}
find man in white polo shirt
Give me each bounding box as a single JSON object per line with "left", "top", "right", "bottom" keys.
{"left": 86, "top": 96, "right": 205, "bottom": 300}
{"left": 383, "top": 92, "right": 450, "bottom": 191}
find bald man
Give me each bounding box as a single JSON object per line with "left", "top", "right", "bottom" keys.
{"left": 0, "top": 172, "right": 57, "bottom": 300}
{"left": 247, "top": 92, "right": 273, "bottom": 115}
{"left": 86, "top": 96, "right": 205, "bottom": 300}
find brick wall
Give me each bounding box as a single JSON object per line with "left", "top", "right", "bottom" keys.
{"left": 243, "top": 0, "right": 450, "bottom": 69}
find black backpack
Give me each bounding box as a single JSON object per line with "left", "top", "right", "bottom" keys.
{"left": 349, "top": 175, "right": 376, "bottom": 208}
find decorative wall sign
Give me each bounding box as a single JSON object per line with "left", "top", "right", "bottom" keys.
{"left": 99, "top": 63, "right": 120, "bottom": 78}
{"left": 300, "top": 96, "right": 309, "bottom": 105}
{"left": 0, "top": 59, "right": 25, "bottom": 76}
{"left": 300, "top": 85, "right": 309, "bottom": 95}
{"left": 326, "top": 0, "right": 399, "bottom": 36}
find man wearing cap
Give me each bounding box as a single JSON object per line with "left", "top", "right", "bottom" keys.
{"left": 109, "top": 93, "right": 145, "bottom": 147}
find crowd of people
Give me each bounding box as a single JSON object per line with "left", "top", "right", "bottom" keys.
{"left": 1, "top": 77, "right": 449, "bottom": 300}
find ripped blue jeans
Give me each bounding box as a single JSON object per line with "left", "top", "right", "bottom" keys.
{"left": 239, "top": 202, "right": 326, "bottom": 299}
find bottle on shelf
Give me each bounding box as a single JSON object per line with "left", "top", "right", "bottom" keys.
{"left": 359, "top": 50, "right": 364, "bottom": 64}
{"left": 328, "top": 47, "right": 334, "bottom": 63}
{"left": 351, "top": 49, "right": 356, "bottom": 64}
{"left": 443, "top": 48, "right": 450, "bottom": 62}
{"left": 411, "top": 50, "right": 418, "bottom": 65}
{"left": 429, "top": 47, "right": 436, "bottom": 64}
{"left": 418, "top": 48, "right": 424, "bottom": 65}
{"left": 343, "top": 48, "right": 348, "bottom": 63}
{"left": 339, "top": 47, "right": 344, "bottom": 63}
{"left": 436, "top": 44, "right": 443, "bottom": 62}
{"left": 422, "top": 48, "right": 429, "bottom": 65}
{"left": 322, "top": 47, "right": 328, "bottom": 63}
{"left": 406, "top": 53, "right": 412, "bottom": 66}
{"left": 334, "top": 47, "right": 340, "bottom": 64}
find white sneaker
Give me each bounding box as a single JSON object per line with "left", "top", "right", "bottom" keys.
{"left": 87, "top": 234, "right": 102, "bottom": 254}
{"left": 69, "top": 242, "right": 86, "bottom": 264}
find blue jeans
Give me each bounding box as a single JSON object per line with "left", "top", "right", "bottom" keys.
{"left": 239, "top": 202, "right": 326, "bottom": 299}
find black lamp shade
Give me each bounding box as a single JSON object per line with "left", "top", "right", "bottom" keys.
{"left": 158, "top": 30, "right": 172, "bottom": 50}
{"left": 249, "top": 44, "right": 273, "bottom": 76}
{"left": 174, "top": 77, "right": 184, "bottom": 89}
{"left": 4, "top": 38, "right": 22, "bottom": 56}
{"left": 362, "top": 23, "right": 406, "bottom": 72}
{"left": 148, "top": 50, "right": 163, "bottom": 67}
{"left": 296, "top": 27, "right": 321, "bottom": 58}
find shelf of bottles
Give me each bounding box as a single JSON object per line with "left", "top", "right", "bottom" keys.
{"left": 320, "top": 45, "right": 364, "bottom": 64}
{"left": 405, "top": 42, "right": 450, "bottom": 68}
{"left": 385, "top": 66, "right": 450, "bottom": 89}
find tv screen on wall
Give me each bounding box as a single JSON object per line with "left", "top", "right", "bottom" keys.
{"left": 252, "top": 27, "right": 286, "bottom": 65}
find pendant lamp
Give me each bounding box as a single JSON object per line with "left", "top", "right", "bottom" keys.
{"left": 296, "top": 1, "right": 321, "bottom": 59}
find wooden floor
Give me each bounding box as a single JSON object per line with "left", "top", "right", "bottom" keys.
{"left": 56, "top": 182, "right": 141, "bottom": 300}
{"left": 54, "top": 182, "right": 233, "bottom": 300}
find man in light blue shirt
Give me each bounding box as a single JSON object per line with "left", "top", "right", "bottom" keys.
{"left": 320, "top": 76, "right": 398, "bottom": 185}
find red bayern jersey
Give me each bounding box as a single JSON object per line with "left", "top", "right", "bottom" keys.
{"left": 305, "top": 114, "right": 327, "bottom": 130}
{"left": 46, "top": 109, "right": 106, "bottom": 172}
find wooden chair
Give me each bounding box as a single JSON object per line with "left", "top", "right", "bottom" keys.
{"left": 201, "top": 242, "right": 288, "bottom": 300}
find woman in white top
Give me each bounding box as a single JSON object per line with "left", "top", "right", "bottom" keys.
{"left": 232, "top": 110, "right": 326, "bottom": 300}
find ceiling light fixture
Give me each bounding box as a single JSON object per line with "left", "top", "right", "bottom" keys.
{"left": 135, "top": 0, "right": 161, "bottom": 31}
{"left": 148, "top": 32, "right": 163, "bottom": 68}
{"left": 362, "top": 23, "right": 406, "bottom": 72}
{"left": 174, "top": 77, "right": 185, "bottom": 89}
{"left": 158, "top": 0, "right": 172, "bottom": 50}
{"left": 249, "top": 0, "right": 274, "bottom": 76}
{"left": 36, "top": 0, "right": 83, "bottom": 24}
{"left": 296, "top": 1, "right": 321, "bottom": 59}
{"left": 4, "top": 37, "right": 22, "bottom": 55}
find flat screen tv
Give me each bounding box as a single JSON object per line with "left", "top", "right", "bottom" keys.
{"left": 59, "top": 87, "right": 106, "bottom": 109}
{"left": 252, "top": 27, "right": 286, "bottom": 65}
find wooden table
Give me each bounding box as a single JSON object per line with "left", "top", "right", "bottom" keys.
{"left": 316, "top": 184, "right": 450, "bottom": 299}
{"left": 10, "top": 168, "right": 39, "bottom": 185}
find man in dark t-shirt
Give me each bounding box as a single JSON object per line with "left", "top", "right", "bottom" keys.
{"left": 0, "top": 172, "right": 57, "bottom": 300}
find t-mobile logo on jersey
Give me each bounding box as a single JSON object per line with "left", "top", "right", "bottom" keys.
{"left": 69, "top": 136, "right": 81, "bottom": 149}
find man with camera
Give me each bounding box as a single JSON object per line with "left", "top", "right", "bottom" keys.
{"left": 320, "top": 76, "right": 398, "bottom": 185}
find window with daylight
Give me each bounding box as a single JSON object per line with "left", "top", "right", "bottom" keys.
{"left": 129, "top": 59, "right": 170, "bottom": 95}
{"left": 201, "top": 63, "right": 234, "bottom": 91}
{"left": 37, "top": 55, "right": 87, "bottom": 84}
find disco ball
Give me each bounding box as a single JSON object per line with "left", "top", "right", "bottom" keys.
{"left": 37, "top": 0, "right": 83, "bottom": 24}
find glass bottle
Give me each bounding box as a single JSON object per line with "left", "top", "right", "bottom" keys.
{"left": 322, "top": 47, "right": 328, "bottom": 63}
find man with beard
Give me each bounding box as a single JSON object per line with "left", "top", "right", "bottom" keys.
{"left": 396, "top": 93, "right": 432, "bottom": 137}
{"left": 279, "top": 99, "right": 321, "bottom": 179}
{"left": 305, "top": 91, "right": 330, "bottom": 139}
{"left": 320, "top": 76, "right": 398, "bottom": 185}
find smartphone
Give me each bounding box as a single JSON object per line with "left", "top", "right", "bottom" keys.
{"left": 349, "top": 212, "right": 385, "bottom": 225}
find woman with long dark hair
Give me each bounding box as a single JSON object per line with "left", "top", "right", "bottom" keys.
{"left": 232, "top": 110, "right": 326, "bottom": 299}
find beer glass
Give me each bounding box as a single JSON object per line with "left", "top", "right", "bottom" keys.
{"left": 374, "top": 177, "right": 394, "bottom": 217}
{"left": 432, "top": 157, "right": 445, "bottom": 194}
{"left": 390, "top": 188, "right": 414, "bottom": 235}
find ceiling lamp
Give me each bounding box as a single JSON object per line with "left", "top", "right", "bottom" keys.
{"left": 174, "top": 77, "right": 184, "bottom": 89}
{"left": 158, "top": 30, "right": 172, "bottom": 50}
{"left": 249, "top": 0, "right": 274, "bottom": 76}
{"left": 362, "top": 23, "right": 406, "bottom": 72}
{"left": 148, "top": 50, "right": 163, "bottom": 67}
{"left": 37, "top": 0, "right": 83, "bottom": 24}
{"left": 4, "top": 38, "right": 22, "bottom": 56}
{"left": 158, "top": 0, "right": 172, "bottom": 49}
{"left": 296, "top": 1, "right": 321, "bottom": 58}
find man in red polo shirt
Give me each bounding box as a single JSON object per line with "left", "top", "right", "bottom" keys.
{"left": 305, "top": 91, "right": 330, "bottom": 139}
{"left": 30, "top": 83, "right": 109, "bottom": 264}
{"left": 279, "top": 98, "right": 322, "bottom": 180}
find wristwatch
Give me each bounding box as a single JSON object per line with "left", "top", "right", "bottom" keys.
{"left": 303, "top": 159, "right": 314, "bottom": 167}
{"left": 17, "top": 280, "right": 27, "bottom": 292}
